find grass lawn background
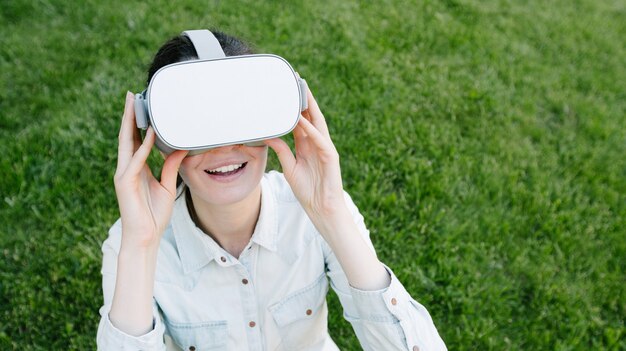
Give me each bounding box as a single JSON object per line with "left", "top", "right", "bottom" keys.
{"left": 1, "top": 0, "right": 624, "bottom": 349}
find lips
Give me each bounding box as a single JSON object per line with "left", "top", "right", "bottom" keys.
{"left": 204, "top": 162, "right": 248, "bottom": 177}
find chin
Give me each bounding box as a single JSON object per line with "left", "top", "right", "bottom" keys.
{"left": 199, "top": 183, "right": 261, "bottom": 207}
{"left": 179, "top": 144, "right": 268, "bottom": 208}
{"left": 183, "top": 167, "right": 264, "bottom": 208}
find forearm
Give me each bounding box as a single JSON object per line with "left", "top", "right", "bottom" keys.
{"left": 311, "top": 205, "right": 391, "bottom": 291}
{"left": 108, "top": 243, "right": 159, "bottom": 336}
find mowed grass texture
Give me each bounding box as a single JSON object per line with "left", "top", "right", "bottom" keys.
{"left": 1, "top": 0, "right": 624, "bottom": 349}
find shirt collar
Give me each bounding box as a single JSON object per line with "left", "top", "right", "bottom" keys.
{"left": 171, "top": 175, "right": 278, "bottom": 274}
{"left": 250, "top": 176, "right": 279, "bottom": 252}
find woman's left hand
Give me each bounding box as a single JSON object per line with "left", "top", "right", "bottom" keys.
{"left": 265, "top": 88, "right": 346, "bottom": 220}
{"left": 267, "top": 88, "right": 392, "bottom": 292}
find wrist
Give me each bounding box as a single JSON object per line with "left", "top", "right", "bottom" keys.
{"left": 118, "top": 240, "right": 160, "bottom": 262}
{"left": 119, "top": 224, "right": 163, "bottom": 251}
{"left": 308, "top": 204, "right": 354, "bottom": 241}
{"left": 307, "top": 195, "right": 349, "bottom": 222}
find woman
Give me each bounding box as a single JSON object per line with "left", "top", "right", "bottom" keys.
{"left": 97, "top": 30, "right": 446, "bottom": 351}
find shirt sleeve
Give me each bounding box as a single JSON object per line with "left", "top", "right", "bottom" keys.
{"left": 96, "top": 219, "right": 167, "bottom": 351}
{"left": 322, "top": 192, "right": 447, "bottom": 351}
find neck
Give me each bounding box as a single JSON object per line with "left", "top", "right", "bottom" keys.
{"left": 186, "top": 185, "right": 262, "bottom": 257}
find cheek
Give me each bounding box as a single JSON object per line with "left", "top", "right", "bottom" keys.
{"left": 251, "top": 148, "right": 269, "bottom": 170}
{"left": 251, "top": 146, "right": 268, "bottom": 160}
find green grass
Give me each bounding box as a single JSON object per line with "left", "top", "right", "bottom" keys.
{"left": 1, "top": 0, "right": 624, "bottom": 349}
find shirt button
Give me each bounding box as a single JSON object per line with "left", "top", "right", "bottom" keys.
{"left": 242, "top": 278, "right": 249, "bottom": 285}
{"left": 306, "top": 309, "right": 312, "bottom": 315}
{"left": 189, "top": 347, "right": 196, "bottom": 351}
{"left": 220, "top": 256, "right": 227, "bottom": 262}
{"left": 391, "top": 298, "right": 397, "bottom": 305}
{"left": 249, "top": 321, "right": 256, "bottom": 328}
{"left": 413, "top": 346, "right": 420, "bottom": 351}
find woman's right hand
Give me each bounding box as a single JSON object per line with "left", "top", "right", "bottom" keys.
{"left": 113, "top": 92, "right": 188, "bottom": 250}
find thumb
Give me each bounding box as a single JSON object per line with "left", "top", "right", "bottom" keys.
{"left": 160, "top": 150, "right": 188, "bottom": 195}
{"left": 264, "top": 138, "right": 296, "bottom": 174}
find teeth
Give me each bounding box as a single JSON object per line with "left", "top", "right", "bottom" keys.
{"left": 207, "top": 163, "right": 244, "bottom": 174}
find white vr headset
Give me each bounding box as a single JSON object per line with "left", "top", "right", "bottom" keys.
{"left": 134, "top": 29, "right": 308, "bottom": 155}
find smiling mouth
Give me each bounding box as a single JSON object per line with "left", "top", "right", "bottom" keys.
{"left": 204, "top": 162, "right": 248, "bottom": 176}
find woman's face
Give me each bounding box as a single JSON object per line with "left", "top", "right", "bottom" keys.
{"left": 179, "top": 144, "right": 268, "bottom": 207}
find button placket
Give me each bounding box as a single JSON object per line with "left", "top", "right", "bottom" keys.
{"left": 234, "top": 262, "right": 261, "bottom": 346}
{"left": 234, "top": 264, "right": 251, "bottom": 286}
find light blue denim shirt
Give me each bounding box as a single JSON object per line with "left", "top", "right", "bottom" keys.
{"left": 97, "top": 171, "right": 447, "bottom": 350}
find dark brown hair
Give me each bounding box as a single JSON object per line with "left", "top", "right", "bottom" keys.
{"left": 146, "top": 30, "right": 254, "bottom": 85}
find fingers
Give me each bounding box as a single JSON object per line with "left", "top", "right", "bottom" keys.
{"left": 133, "top": 120, "right": 143, "bottom": 153}
{"left": 124, "top": 127, "right": 156, "bottom": 176}
{"left": 161, "top": 150, "right": 188, "bottom": 195}
{"left": 117, "top": 92, "right": 137, "bottom": 170}
{"left": 264, "top": 138, "right": 296, "bottom": 173}
{"left": 303, "top": 88, "right": 331, "bottom": 138}
{"left": 292, "top": 115, "right": 309, "bottom": 146}
{"left": 296, "top": 117, "right": 337, "bottom": 157}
